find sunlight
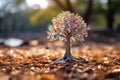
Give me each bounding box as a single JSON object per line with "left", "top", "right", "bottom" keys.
{"left": 25, "top": 0, "right": 48, "bottom": 9}
{"left": 100, "top": 0, "right": 107, "bottom": 3}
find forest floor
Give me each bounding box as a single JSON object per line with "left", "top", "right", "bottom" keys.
{"left": 0, "top": 30, "right": 120, "bottom": 80}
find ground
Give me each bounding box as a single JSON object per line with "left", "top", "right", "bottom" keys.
{"left": 0, "top": 31, "right": 120, "bottom": 80}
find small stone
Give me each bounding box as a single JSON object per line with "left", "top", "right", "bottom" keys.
{"left": 31, "top": 67, "right": 35, "bottom": 70}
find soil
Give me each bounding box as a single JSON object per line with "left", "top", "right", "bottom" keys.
{"left": 0, "top": 31, "right": 120, "bottom": 80}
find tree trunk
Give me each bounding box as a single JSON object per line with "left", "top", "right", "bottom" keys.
{"left": 107, "top": 11, "right": 115, "bottom": 30}
{"left": 106, "top": 0, "right": 115, "bottom": 30}
{"left": 63, "top": 35, "right": 72, "bottom": 59}
{"left": 54, "top": 0, "right": 66, "bottom": 11}
{"left": 66, "top": 0, "right": 74, "bottom": 12}
{"left": 84, "top": 0, "right": 93, "bottom": 24}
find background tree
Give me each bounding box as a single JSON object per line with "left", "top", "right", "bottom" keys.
{"left": 0, "top": 0, "right": 120, "bottom": 34}
{"left": 53, "top": 0, "right": 74, "bottom": 12}
{"left": 53, "top": 0, "right": 93, "bottom": 24}
{"left": 106, "top": 0, "right": 120, "bottom": 30}
{"left": 83, "top": 0, "right": 93, "bottom": 23}
{"left": 0, "top": 0, "right": 26, "bottom": 34}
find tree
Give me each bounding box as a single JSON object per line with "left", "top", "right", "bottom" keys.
{"left": 84, "top": 0, "right": 93, "bottom": 23}
{"left": 106, "top": 0, "right": 120, "bottom": 30}
{"left": 0, "top": 0, "right": 26, "bottom": 33}
{"left": 53, "top": 0, "right": 94, "bottom": 24}
{"left": 106, "top": 0, "right": 115, "bottom": 30}
{"left": 47, "top": 11, "right": 88, "bottom": 63}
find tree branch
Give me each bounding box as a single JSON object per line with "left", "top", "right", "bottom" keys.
{"left": 54, "top": 0, "right": 66, "bottom": 11}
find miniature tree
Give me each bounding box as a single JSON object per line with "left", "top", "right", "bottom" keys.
{"left": 47, "top": 11, "right": 88, "bottom": 63}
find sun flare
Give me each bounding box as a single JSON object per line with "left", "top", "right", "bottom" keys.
{"left": 25, "top": 0, "right": 48, "bottom": 9}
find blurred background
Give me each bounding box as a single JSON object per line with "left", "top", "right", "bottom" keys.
{"left": 0, "top": 0, "right": 120, "bottom": 47}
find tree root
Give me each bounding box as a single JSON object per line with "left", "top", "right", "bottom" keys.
{"left": 51, "top": 55, "right": 88, "bottom": 64}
